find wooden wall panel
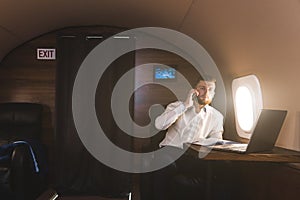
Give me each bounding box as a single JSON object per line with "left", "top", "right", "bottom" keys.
{"left": 0, "top": 32, "right": 57, "bottom": 183}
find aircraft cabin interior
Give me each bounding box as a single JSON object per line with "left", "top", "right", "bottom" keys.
{"left": 0, "top": 0, "right": 299, "bottom": 200}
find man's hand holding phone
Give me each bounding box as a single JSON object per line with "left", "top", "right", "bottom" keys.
{"left": 184, "top": 89, "right": 199, "bottom": 109}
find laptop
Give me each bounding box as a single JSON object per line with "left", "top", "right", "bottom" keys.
{"left": 211, "top": 109, "right": 287, "bottom": 154}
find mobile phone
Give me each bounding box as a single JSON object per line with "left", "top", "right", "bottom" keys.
{"left": 192, "top": 93, "right": 199, "bottom": 103}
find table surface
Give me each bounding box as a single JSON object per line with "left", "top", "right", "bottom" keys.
{"left": 186, "top": 144, "right": 300, "bottom": 163}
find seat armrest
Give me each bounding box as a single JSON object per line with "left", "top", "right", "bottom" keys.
{"left": 10, "top": 144, "right": 47, "bottom": 199}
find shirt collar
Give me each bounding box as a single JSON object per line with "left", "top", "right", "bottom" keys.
{"left": 203, "top": 105, "right": 208, "bottom": 113}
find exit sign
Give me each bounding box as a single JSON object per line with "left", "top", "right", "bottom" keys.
{"left": 37, "top": 48, "right": 56, "bottom": 60}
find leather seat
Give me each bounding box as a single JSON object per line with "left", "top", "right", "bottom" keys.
{"left": 0, "top": 102, "right": 47, "bottom": 200}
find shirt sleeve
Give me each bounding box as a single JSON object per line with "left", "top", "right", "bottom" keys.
{"left": 155, "top": 101, "right": 186, "bottom": 130}
{"left": 208, "top": 112, "right": 224, "bottom": 139}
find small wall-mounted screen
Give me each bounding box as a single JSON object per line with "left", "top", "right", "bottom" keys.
{"left": 154, "top": 65, "right": 176, "bottom": 80}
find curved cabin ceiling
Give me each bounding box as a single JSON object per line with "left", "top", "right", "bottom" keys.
{"left": 1, "top": 0, "right": 300, "bottom": 64}
{"left": 0, "top": 0, "right": 194, "bottom": 61}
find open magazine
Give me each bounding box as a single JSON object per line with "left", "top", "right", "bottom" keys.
{"left": 191, "top": 138, "right": 240, "bottom": 146}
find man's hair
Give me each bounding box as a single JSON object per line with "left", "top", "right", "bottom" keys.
{"left": 194, "top": 75, "right": 216, "bottom": 87}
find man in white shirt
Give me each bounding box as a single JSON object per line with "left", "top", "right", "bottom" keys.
{"left": 156, "top": 77, "right": 224, "bottom": 148}
{"left": 150, "top": 77, "right": 224, "bottom": 200}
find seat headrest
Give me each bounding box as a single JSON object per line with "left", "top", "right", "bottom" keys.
{"left": 0, "top": 102, "right": 43, "bottom": 140}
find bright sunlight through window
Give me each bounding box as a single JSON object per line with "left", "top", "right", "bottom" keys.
{"left": 232, "top": 74, "right": 263, "bottom": 139}
{"left": 235, "top": 86, "right": 254, "bottom": 132}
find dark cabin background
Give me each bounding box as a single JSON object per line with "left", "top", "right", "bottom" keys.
{"left": 0, "top": 25, "right": 203, "bottom": 193}
{"left": 0, "top": 25, "right": 299, "bottom": 199}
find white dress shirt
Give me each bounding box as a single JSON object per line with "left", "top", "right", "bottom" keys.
{"left": 155, "top": 101, "right": 224, "bottom": 148}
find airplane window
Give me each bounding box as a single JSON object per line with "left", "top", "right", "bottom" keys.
{"left": 232, "top": 75, "right": 263, "bottom": 139}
